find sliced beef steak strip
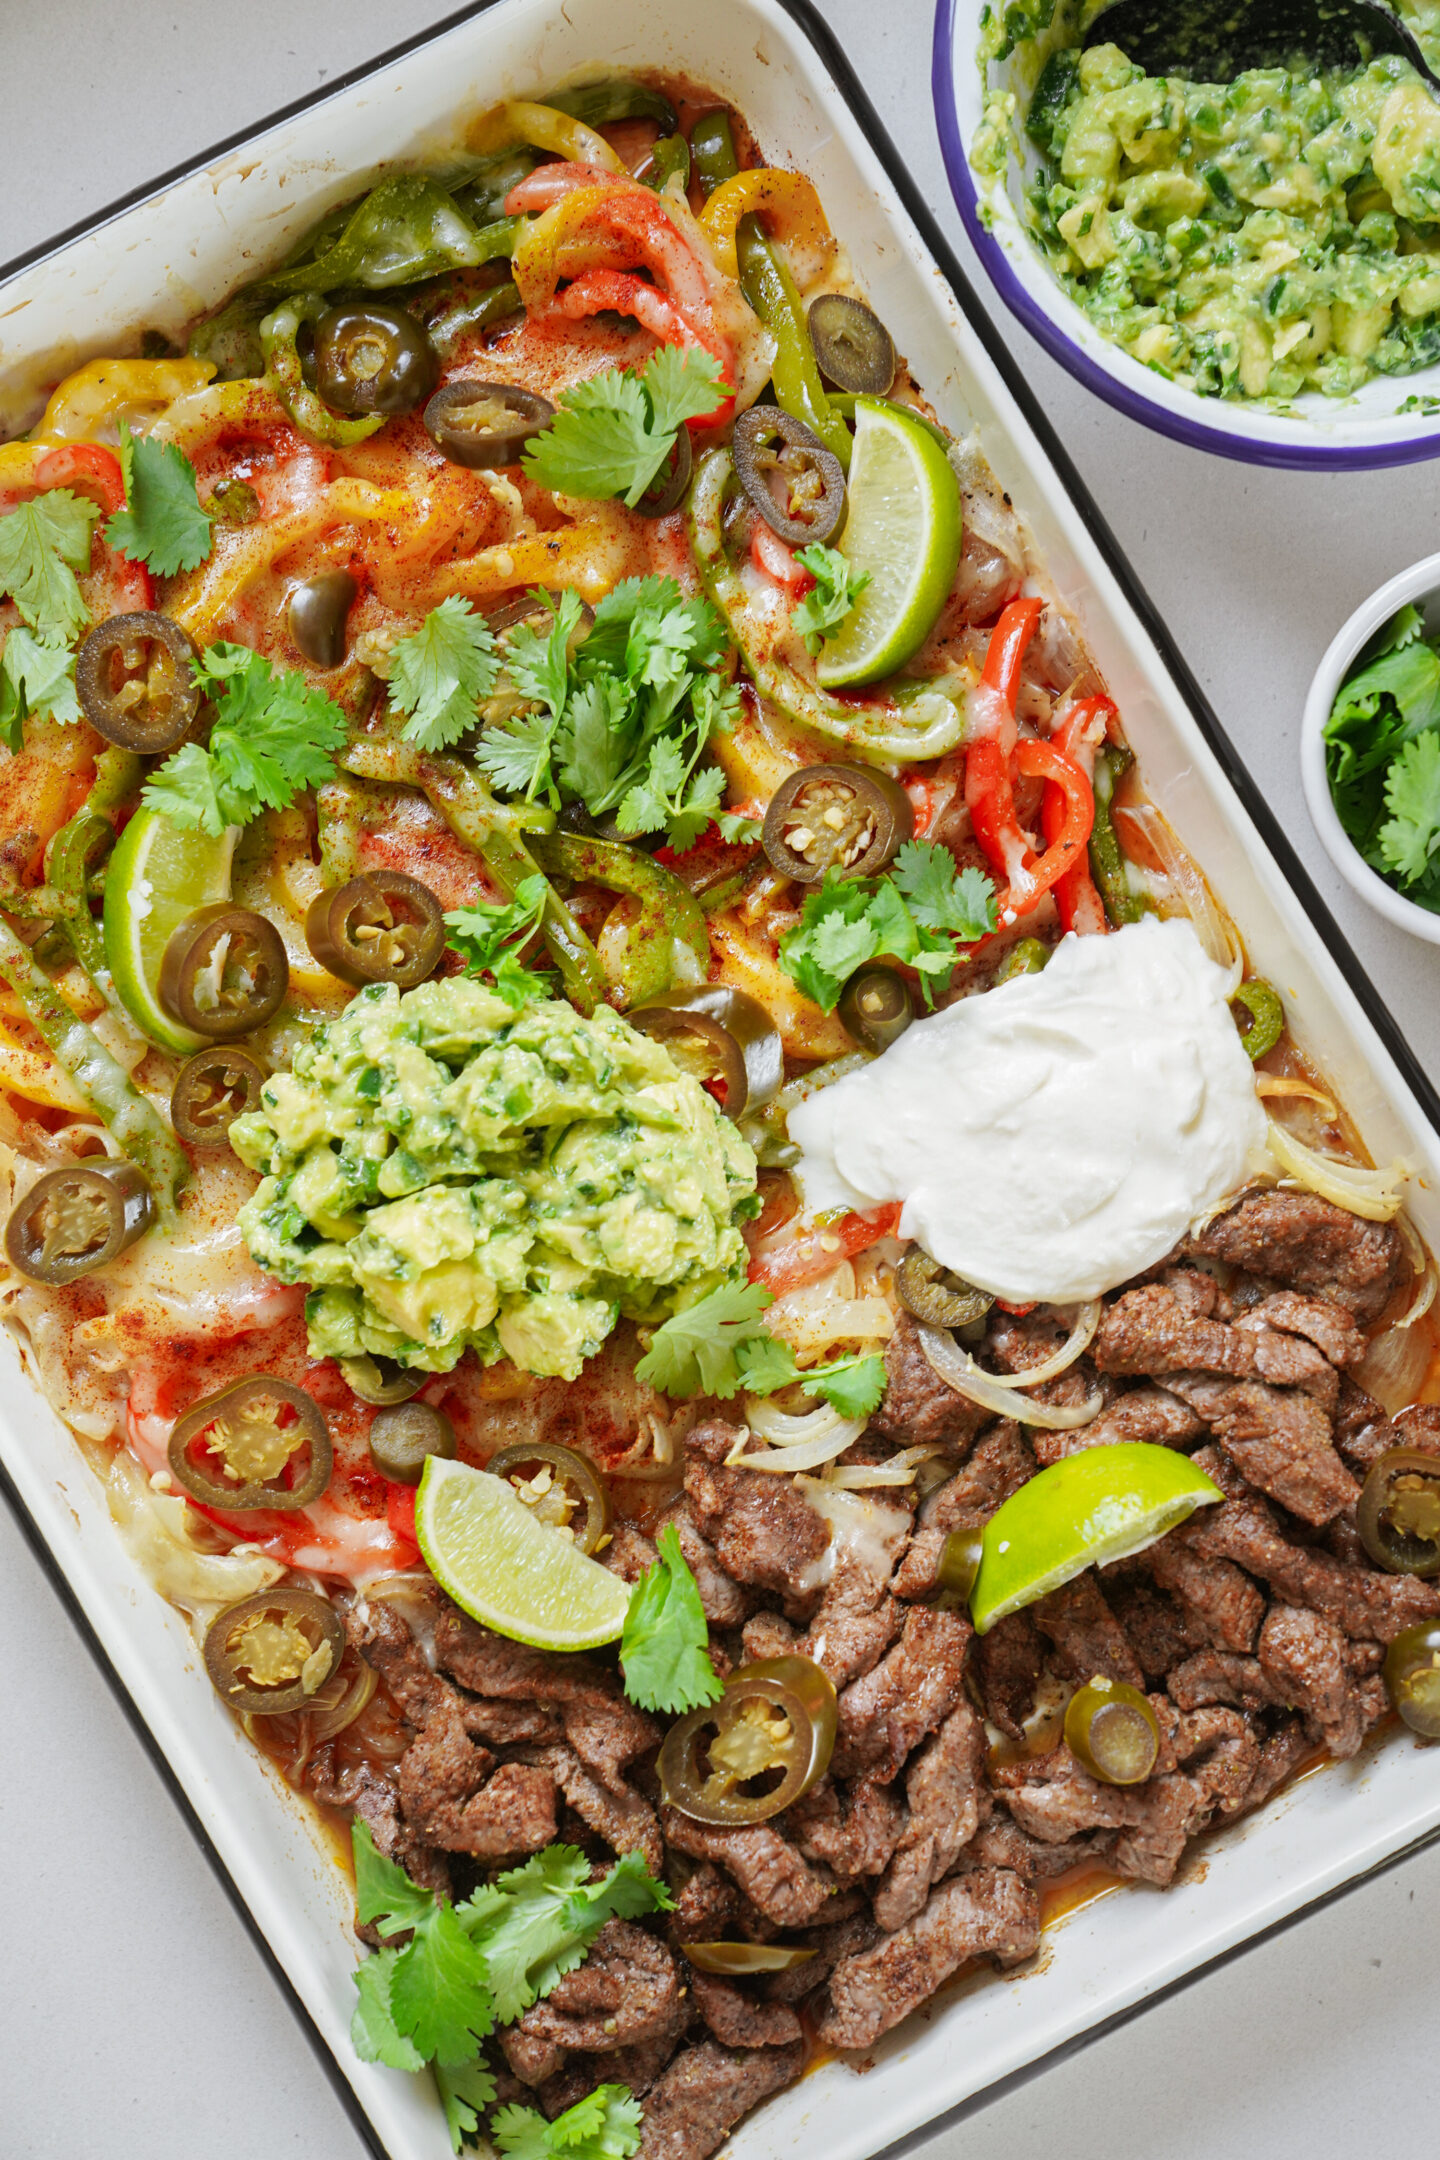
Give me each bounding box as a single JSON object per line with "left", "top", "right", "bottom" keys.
{"left": 892, "top": 1421, "right": 1035, "bottom": 1600}
{"left": 758, "top": 1909, "right": 879, "bottom": 2003}
{"left": 635, "top": 2038, "right": 805, "bottom": 2160}
{"left": 1164, "top": 1373, "right": 1357, "bottom": 1526}
{"left": 659, "top": 1809, "right": 839, "bottom": 1929}
{"left": 399, "top": 1700, "right": 558, "bottom": 1856}
{"left": 1257, "top": 1604, "right": 1368, "bottom": 1759}
{"left": 528, "top": 1742, "right": 664, "bottom": 1874}
{"left": 974, "top": 1608, "right": 1047, "bottom": 1739}
{"left": 789, "top": 1777, "right": 905, "bottom": 1880}
{"left": 814, "top": 1870, "right": 1040, "bottom": 2051}
{"left": 669, "top": 1861, "right": 737, "bottom": 1943}
{"left": 1093, "top": 1283, "right": 1258, "bottom": 1380}
{"left": 1103, "top": 1577, "right": 1206, "bottom": 1679}
{"left": 964, "top": 1814, "right": 1118, "bottom": 1883}
{"left": 1032, "top": 1384, "right": 1202, "bottom": 1467}
{"left": 1188, "top": 1190, "right": 1406, "bottom": 1326}
{"left": 685, "top": 1431, "right": 830, "bottom": 1618}
{"left": 1333, "top": 1378, "right": 1402, "bottom": 1475}
{"left": 872, "top": 1697, "right": 987, "bottom": 1930}
{"left": 1146, "top": 1534, "right": 1264, "bottom": 1651}
{"left": 537, "top": 2033, "right": 680, "bottom": 2120}
{"left": 1181, "top": 1448, "right": 1440, "bottom": 1641}
{"left": 833, "top": 1606, "right": 972, "bottom": 1782}
{"left": 1166, "top": 1649, "right": 1282, "bottom": 1714}
{"left": 871, "top": 1309, "right": 992, "bottom": 1452}
{"left": 314, "top": 1760, "right": 452, "bottom": 1930}
{"left": 346, "top": 1598, "right": 447, "bottom": 1727}
{"left": 1394, "top": 1403, "right": 1440, "bottom": 1456}
{"left": 1243, "top": 1291, "right": 1366, "bottom": 1369}
{"left": 509, "top": 1920, "right": 683, "bottom": 2058}
{"left": 685, "top": 1972, "right": 803, "bottom": 2049}
{"left": 435, "top": 1605, "right": 658, "bottom": 1790}
{"left": 657, "top": 1498, "right": 753, "bottom": 1627}
{"left": 1032, "top": 1574, "right": 1143, "bottom": 1688}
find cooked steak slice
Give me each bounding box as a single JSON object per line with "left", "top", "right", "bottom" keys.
{"left": 659, "top": 1809, "right": 838, "bottom": 1928}
{"left": 670, "top": 1861, "right": 737, "bottom": 1943}
{"left": 530, "top": 1742, "right": 664, "bottom": 1874}
{"left": 1166, "top": 1649, "right": 1281, "bottom": 1714}
{"left": 684, "top": 1446, "right": 830, "bottom": 1619}
{"left": 635, "top": 2038, "right": 805, "bottom": 2160}
{"left": 536, "top": 2033, "right": 680, "bottom": 2120}
{"left": 964, "top": 1813, "right": 1118, "bottom": 1882}
{"left": 1103, "top": 1577, "right": 1206, "bottom": 1679}
{"left": 316, "top": 1760, "right": 451, "bottom": 1931}
{"left": 1238, "top": 1714, "right": 1313, "bottom": 1814}
{"left": 759, "top": 1909, "right": 879, "bottom": 2002}
{"left": 347, "top": 1597, "right": 447, "bottom": 1727}
{"left": 399, "top": 1700, "right": 558, "bottom": 1856}
{"left": 814, "top": 1871, "right": 1040, "bottom": 2051}
{"left": 1189, "top": 1190, "right": 1406, "bottom": 1326}
{"left": 511, "top": 1920, "right": 683, "bottom": 2056}
{"left": 1165, "top": 1373, "right": 1357, "bottom": 1525}
{"left": 1232, "top": 1315, "right": 1340, "bottom": 1409}
{"left": 1257, "top": 1604, "right": 1367, "bottom": 1758}
{"left": 435, "top": 1604, "right": 658, "bottom": 1786}
{"left": 871, "top": 1309, "right": 992, "bottom": 1452}
{"left": 872, "top": 1697, "right": 987, "bottom": 1930}
{"left": 686, "top": 1972, "right": 803, "bottom": 2049}
{"left": 1333, "top": 1377, "right": 1401, "bottom": 1474}
{"left": 1243, "top": 1291, "right": 1366, "bottom": 1369}
{"left": 1032, "top": 1383, "right": 1202, "bottom": 1467}
{"left": 1172, "top": 1704, "right": 1260, "bottom": 1817}
{"left": 1181, "top": 1448, "right": 1440, "bottom": 1641}
{"left": 833, "top": 1606, "right": 972, "bottom": 1781}
{"left": 1394, "top": 1402, "right": 1440, "bottom": 1456}
{"left": 893, "top": 1420, "right": 1035, "bottom": 1599}
{"left": 974, "top": 1607, "right": 1047, "bottom": 1738}
{"left": 740, "top": 1611, "right": 799, "bottom": 1663}
{"left": 1093, "top": 1282, "right": 1258, "bottom": 1379}
{"left": 799, "top": 1542, "right": 905, "bottom": 1689}
{"left": 1032, "top": 1574, "right": 1143, "bottom": 1687}
{"left": 992, "top": 1743, "right": 1139, "bottom": 1846}
{"left": 790, "top": 1776, "right": 905, "bottom": 1879}
{"left": 1146, "top": 1534, "right": 1264, "bottom": 1651}
{"left": 657, "top": 1498, "right": 753, "bottom": 1627}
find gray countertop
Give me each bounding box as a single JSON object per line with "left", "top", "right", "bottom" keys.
{"left": 3, "top": 2, "right": 1439, "bottom": 2155}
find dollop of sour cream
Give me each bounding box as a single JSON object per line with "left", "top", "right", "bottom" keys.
{"left": 789, "top": 917, "right": 1269, "bottom": 1305}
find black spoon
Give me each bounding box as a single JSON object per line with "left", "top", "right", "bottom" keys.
{"left": 1082, "top": 0, "right": 1440, "bottom": 91}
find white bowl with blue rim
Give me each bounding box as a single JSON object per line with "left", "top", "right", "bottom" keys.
{"left": 932, "top": 0, "right": 1440, "bottom": 469}
{"left": 1302, "top": 549, "right": 1440, "bottom": 940}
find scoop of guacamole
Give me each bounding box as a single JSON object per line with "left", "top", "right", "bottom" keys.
{"left": 977, "top": 1, "right": 1440, "bottom": 403}
{"left": 231, "top": 978, "right": 758, "bottom": 1381}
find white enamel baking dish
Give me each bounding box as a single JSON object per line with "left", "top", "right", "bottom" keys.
{"left": 3, "top": 3, "right": 1440, "bottom": 2158}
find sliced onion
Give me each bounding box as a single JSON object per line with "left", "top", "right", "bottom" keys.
{"left": 308, "top": 1658, "right": 378, "bottom": 1745}
{"left": 822, "top": 1445, "right": 943, "bottom": 1487}
{"left": 1265, "top": 1115, "right": 1409, "bottom": 1223}
{"left": 968, "top": 1299, "right": 1101, "bottom": 1391}
{"left": 1120, "top": 801, "right": 1239, "bottom": 972}
{"left": 917, "top": 1322, "right": 1102, "bottom": 1430}
{"left": 1255, "top": 1075, "right": 1337, "bottom": 1120}
{"left": 1397, "top": 1264, "right": 1437, "bottom": 1334}
{"left": 728, "top": 1405, "right": 869, "bottom": 1474}
{"left": 1354, "top": 1319, "right": 1433, "bottom": 1415}
{"left": 741, "top": 1397, "right": 868, "bottom": 1451}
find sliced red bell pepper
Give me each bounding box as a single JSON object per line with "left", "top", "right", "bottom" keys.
{"left": 749, "top": 1201, "right": 902, "bottom": 1296}
{"left": 749, "top": 519, "right": 813, "bottom": 593}
{"left": 1046, "top": 695, "right": 1115, "bottom": 936}
{"left": 550, "top": 269, "right": 734, "bottom": 424}
{"left": 966, "top": 597, "right": 1041, "bottom": 898}
{"left": 1002, "top": 737, "right": 1095, "bottom": 922}
{"left": 385, "top": 1480, "right": 420, "bottom": 1554}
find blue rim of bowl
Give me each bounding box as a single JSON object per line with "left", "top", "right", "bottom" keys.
{"left": 931, "top": 0, "right": 1440, "bottom": 472}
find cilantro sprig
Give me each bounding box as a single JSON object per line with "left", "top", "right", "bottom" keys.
{"left": 105, "top": 421, "right": 214, "bottom": 576}
{"left": 635, "top": 1277, "right": 887, "bottom": 1416}
{"left": 780, "top": 841, "right": 997, "bottom": 1012}
{"left": 1323, "top": 602, "right": 1440, "bottom": 909}
{"left": 389, "top": 597, "right": 502, "bottom": 753}
{"left": 791, "top": 543, "right": 870, "bottom": 656}
{"left": 620, "top": 1523, "right": 723, "bottom": 1714}
{"left": 352, "top": 1828, "right": 671, "bottom": 2150}
{"left": 0, "top": 627, "right": 81, "bottom": 749}
{"left": 0, "top": 490, "right": 99, "bottom": 645}
{"left": 445, "top": 874, "right": 555, "bottom": 1009}
{"left": 492, "top": 2085, "right": 644, "bottom": 2160}
{"left": 141, "top": 642, "right": 347, "bottom": 834}
{"left": 523, "top": 346, "right": 726, "bottom": 508}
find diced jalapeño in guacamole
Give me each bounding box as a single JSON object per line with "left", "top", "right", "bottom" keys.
{"left": 232, "top": 978, "right": 758, "bottom": 1381}
{"left": 974, "top": 0, "right": 1440, "bottom": 402}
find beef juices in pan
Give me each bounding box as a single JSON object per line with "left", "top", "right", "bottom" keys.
{"left": 0, "top": 72, "right": 1435, "bottom": 2160}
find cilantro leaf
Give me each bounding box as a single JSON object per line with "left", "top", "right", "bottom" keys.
{"left": 0, "top": 490, "right": 99, "bottom": 643}
{"left": 635, "top": 1278, "right": 776, "bottom": 1400}
{"left": 555, "top": 675, "right": 631, "bottom": 805}
{"left": 474, "top": 706, "right": 563, "bottom": 799}
{"left": 445, "top": 875, "right": 552, "bottom": 1008}
{"left": 802, "top": 1352, "right": 887, "bottom": 1419}
{"left": 733, "top": 1332, "right": 802, "bottom": 1394}
{"left": 791, "top": 543, "right": 870, "bottom": 656}
{"left": 493, "top": 2086, "right": 643, "bottom": 2160}
{"left": 390, "top": 598, "right": 501, "bottom": 752}
{"left": 620, "top": 1522, "right": 724, "bottom": 1714}
{"left": 892, "top": 840, "right": 998, "bottom": 939}
{"left": 0, "top": 628, "right": 81, "bottom": 749}
{"left": 351, "top": 1949, "right": 427, "bottom": 2072}
{"left": 354, "top": 1819, "right": 438, "bottom": 1938}
{"left": 459, "top": 1845, "right": 671, "bottom": 2025}
{"left": 1379, "top": 729, "right": 1440, "bottom": 886}
{"left": 560, "top": 1848, "right": 677, "bottom": 1931}
{"left": 780, "top": 851, "right": 997, "bottom": 1013}
{"left": 523, "top": 348, "right": 726, "bottom": 508}
{"left": 505, "top": 590, "right": 582, "bottom": 719}
{"left": 390, "top": 1903, "right": 496, "bottom": 2068}
{"left": 437, "top": 2060, "right": 499, "bottom": 2154}
{"left": 105, "top": 421, "right": 214, "bottom": 576}
{"left": 143, "top": 643, "right": 347, "bottom": 833}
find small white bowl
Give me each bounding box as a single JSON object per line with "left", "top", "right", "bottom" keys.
{"left": 1301, "top": 551, "right": 1440, "bottom": 944}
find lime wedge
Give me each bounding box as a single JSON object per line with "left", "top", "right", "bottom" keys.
{"left": 416, "top": 1456, "right": 631, "bottom": 1651}
{"left": 815, "top": 395, "right": 963, "bottom": 690}
{"left": 103, "top": 806, "right": 237, "bottom": 1054}
{"left": 970, "top": 1443, "right": 1223, "bottom": 1635}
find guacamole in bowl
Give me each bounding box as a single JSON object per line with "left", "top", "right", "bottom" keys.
{"left": 943, "top": 0, "right": 1440, "bottom": 459}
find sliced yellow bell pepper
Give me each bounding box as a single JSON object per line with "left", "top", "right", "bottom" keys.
{"left": 699, "top": 169, "right": 834, "bottom": 282}
{"left": 36, "top": 358, "right": 216, "bottom": 443}
{"left": 468, "top": 99, "right": 625, "bottom": 173}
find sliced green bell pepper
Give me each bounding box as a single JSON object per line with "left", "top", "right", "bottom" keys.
{"left": 531, "top": 831, "right": 709, "bottom": 1009}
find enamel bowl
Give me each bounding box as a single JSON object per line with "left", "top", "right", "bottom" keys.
{"left": 933, "top": 0, "right": 1440, "bottom": 469}
{"left": 1302, "top": 551, "right": 1440, "bottom": 940}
